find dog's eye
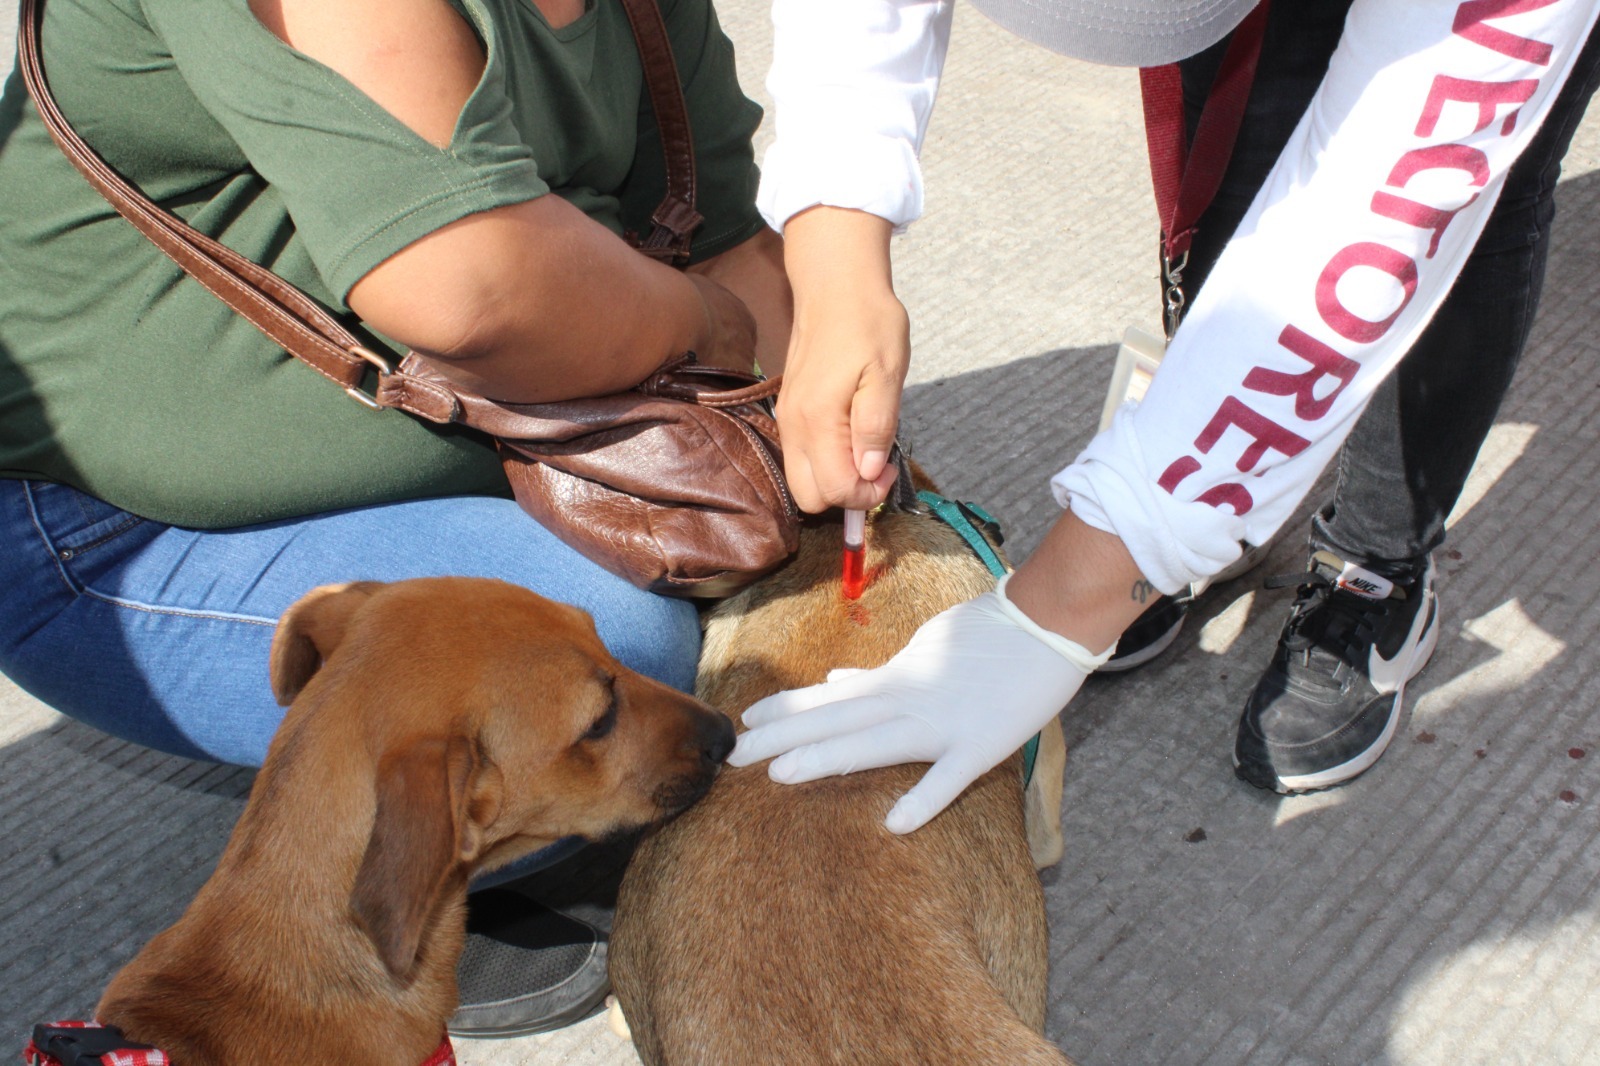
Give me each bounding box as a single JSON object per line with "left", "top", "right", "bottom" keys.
{"left": 583, "top": 703, "right": 618, "bottom": 742}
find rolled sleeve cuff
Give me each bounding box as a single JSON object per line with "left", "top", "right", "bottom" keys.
{"left": 1050, "top": 407, "right": 1247, "bottom": 595}
{"left": 756, "top": 132, "right": 924, "bottom": 233}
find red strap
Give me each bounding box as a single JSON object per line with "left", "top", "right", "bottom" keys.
{"left": 419, "top": 1036, "right": 457, "bottom": 1066}
{"left": 1139, "top": 0, "right": 1273, "bottom": 264}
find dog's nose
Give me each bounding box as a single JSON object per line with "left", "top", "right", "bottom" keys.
{"left": 699, "top": 713, "right": 736, "bottom": 767}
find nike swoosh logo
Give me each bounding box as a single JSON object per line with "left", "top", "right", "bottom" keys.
{"left": 1368, "top": 592, "right": 1437, "bottom": 693}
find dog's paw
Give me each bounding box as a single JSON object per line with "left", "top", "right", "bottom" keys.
{"left": 606, "top": 995, "right": 633, "bottom": 1042}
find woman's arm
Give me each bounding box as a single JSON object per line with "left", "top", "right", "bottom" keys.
{"left": 776, "top": 207, "right": 906, "bottom": 511}
{"left": 757, "top": 0, "right": 953, "bottom": 233}
{"left": 251, "top": 0, "right": 752, "bottom": 402}
{"left": 346, "top": 198, "right": 755, "bottom": 399}
{"left": 1057, "top": 0, "right": 1600, "bottom": 594}
{"left": 756, "top": 0, "right": 954, "bottom": 510}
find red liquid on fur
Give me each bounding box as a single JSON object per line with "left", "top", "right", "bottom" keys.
{"left": 841, "top": 546, "right": 866, "bottom": 599}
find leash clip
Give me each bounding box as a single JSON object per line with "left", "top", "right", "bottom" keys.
{"left": 878, "top": 441, "right": 929, "bottom": 516}
{"left": 1161, "top": 246, "right": 1189, "bottom": 341}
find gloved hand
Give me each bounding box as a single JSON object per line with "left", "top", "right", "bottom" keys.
{"left": 726, "top": 573, "right": 1115, "bottom": 833}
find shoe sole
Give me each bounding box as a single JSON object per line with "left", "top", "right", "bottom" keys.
{"left": 1195, "top": 539, "right": 1275, "bottom": 595}
{"left": 1105, "top": 541, "right": 1268, "bottom": 676}
{"left": 448, "top": 940, "right": 612, "bottom": 1039}
{"left": 1236, "top": 589, "right": 1440, "bottom": 795}
{"left": 1097, "top": 614, "right": 1186, "bottom": 674}
{"left": 448, "top": 972, "right": 613, "bottom": 1039}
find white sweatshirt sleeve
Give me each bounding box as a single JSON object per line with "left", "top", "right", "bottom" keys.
{"left": 756, "top": 0, "right": 954, "bottom": 232}
{"left": 1053, "top": 0, "right": 1600, "bottom": 594}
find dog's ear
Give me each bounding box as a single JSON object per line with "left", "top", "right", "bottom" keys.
{"left": 350, "top": 733, "right": 491, "bottom": 981}
{"left": 269, "top": 582, "right": 384, "bottom": 706}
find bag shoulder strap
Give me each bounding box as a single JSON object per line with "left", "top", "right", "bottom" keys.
{"left": 616, "top": 0, "right": 704, "bottom": 262}
{"left": 16, "top": 0, "right": 702, "bottom": 409}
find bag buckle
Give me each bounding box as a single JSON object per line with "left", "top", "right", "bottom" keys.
{"left": 344, "top": 346, "right": 394, "bottom": 410}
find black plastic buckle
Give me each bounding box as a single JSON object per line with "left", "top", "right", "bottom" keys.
{"left": 31, "top": 1024, "right": 158, "bottom": 1066}
{"left": 880, "top": 441, "right": 927, "bottom": 515}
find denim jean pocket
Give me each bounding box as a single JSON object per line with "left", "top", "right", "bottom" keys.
{"left": 25, "top": 481, "right": 154, "bottom": 565}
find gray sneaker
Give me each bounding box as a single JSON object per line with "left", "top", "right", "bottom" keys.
{"left": 1234, "top": 551, "right": 1440, "bottom": 793}
{"left": 448, "top": 888, "right": 613, "bottom": 1038}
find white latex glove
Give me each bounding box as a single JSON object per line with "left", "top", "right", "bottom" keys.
{"left": 726, "top": 573, "right": 1115, "bottom": 833}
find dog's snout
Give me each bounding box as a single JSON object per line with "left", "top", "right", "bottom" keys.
{"left": 649, "top": 707, "right": 737, "bottom": 814}
{"left": 691, "top": 710, "right": 732, "bottom": 768}
{"left": 698, "top": 713, "right": 736, "bottom": 767}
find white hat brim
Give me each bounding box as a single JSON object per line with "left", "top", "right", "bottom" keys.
{"left": 966, "top": 0, "right": 1262, "bottom": 66}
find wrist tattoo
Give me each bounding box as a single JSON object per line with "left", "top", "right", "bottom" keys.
{"left": 1131, "top": 579, "right": 1156, "bottom": 605}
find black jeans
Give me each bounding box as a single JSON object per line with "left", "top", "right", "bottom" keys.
{"left": 1178, "top": 2, "right": 1600, "bottom": 579}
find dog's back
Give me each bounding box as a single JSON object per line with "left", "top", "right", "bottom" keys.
{"left": 612, "top": 510, "right": 1071, "bottom": 1065}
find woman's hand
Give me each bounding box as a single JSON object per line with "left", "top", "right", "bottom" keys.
{"left": 686, "top": 273, "right": 759, "bottom": 376}
{"left": 777, "top": 207, "right": 909, "bottom": 513}
{"left": 687, "top": 226, "right": 792, "bottom": 377}
{"left": 728, "top": 573, "right": 1114, "bottom": 833}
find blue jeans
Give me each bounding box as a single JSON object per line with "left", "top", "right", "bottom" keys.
{"left": 0, "top": 479, "right": 701, "bottom": 767}
{"left": 1180, "top": 2, "right": 1600, "bottom": 577}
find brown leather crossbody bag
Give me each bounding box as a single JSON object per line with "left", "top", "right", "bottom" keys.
{"left": 18, "top": 0, "right": 799, "bottom": 598}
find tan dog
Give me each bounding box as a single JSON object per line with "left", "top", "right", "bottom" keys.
{"left": 611, "top": 496, "right": 1075, "bottom": 1065}
{"left": 96, "top": 577, "right": 733, "bottom": 1066}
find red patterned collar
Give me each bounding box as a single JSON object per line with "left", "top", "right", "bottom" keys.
{"left": 24, "top": 1021, "right": 456, "bottom": 1066}
{"left": 418, "top": 1035, "right": 458, "bottom": 1066}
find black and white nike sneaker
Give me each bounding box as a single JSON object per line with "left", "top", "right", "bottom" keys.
{"left": 1234, "top": 550, "right": 1439, "bottom": 794}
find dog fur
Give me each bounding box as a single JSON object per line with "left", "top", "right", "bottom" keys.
{"left": 611, "top": 497, "right": 1074, "bottom": 1065}
{"left": 96, "top": 577, "right": 733, "bottom": 1066}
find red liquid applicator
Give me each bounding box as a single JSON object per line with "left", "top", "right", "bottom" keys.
{"left": 841, "top": 508, "right": 866, "bottom": 599}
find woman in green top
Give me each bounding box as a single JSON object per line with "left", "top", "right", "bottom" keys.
{"left": 0, "top": 0, "right": 789, "bottom": 1036}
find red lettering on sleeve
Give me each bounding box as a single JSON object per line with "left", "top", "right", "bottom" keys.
{"left": 1156, "top": 456, "right": 1252, "bottom": 514}
{"left": 1194, "top": 396, "right": 1311, "bottom": 472}
{"left": 1378, "top": 146, "right": 1491, "bottom": 258}
{"left": 1454, "top": 0, "right": 1560, "bottom": 66}
{"left": 1243, "top": 325, "right": 1361, "bottom": 420}
{"left": 1196, "top": 483, "right": 1254, "bottom": 515}
{"left": 1389, "top": 144, "right": 1491, "bottom": 190}
{"left": 1370, "top": 190, "right": 1479, "bottom": 258}
{"left": 1316, "top": 242, "right": 1419, "bottom": 344}
{"left": 1158, "top": 456, "right": 1201, "bottom": 494}
{"left": 1417, "top": 75, "right": 1539, "bottom": 138}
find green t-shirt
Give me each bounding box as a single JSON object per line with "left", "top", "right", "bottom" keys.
{"left": 0, "top": 0, "right": 764, "bottom": 527}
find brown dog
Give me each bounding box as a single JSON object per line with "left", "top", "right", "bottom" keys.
{"left": 95, "top": 577, "right": 733, "bottom": 1066}
{"left": 611, "top": 496, "right": 1075, "bottom": 1065}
